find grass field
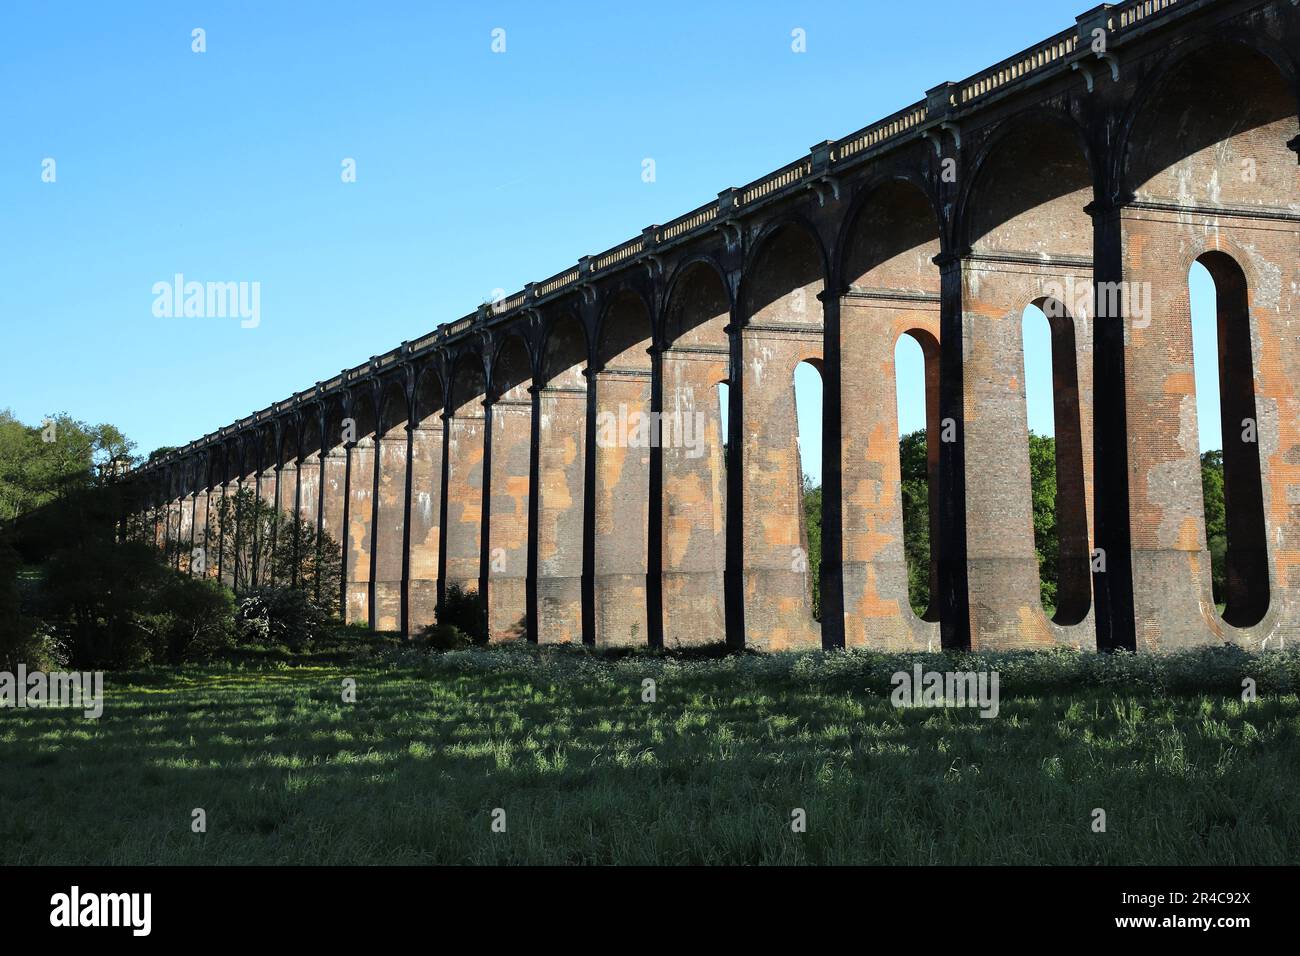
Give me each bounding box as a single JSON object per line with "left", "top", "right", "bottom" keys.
{"left": 3, "top": 643, "right": 1299, "bottom": 865}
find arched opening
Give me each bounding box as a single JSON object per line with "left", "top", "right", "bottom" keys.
{"left": 961, "top": 116, "right": 1095, "bottom": 648}
{"left": 740, "top": 221, "right": 825, "bottom": 649}
{"left": 1126, "top": 43, "right": 1298, "bottom": 212}
{"left": 1191, "top": 253, "right": 1268, "bottom": 628}
{"left": 592, "top": 290, "right": 654, "bottom": 647}
{"left": 894, "top": 330, "right": 940, "bottom": 622}
{"left": 1022, "top": 299, "right": 1090, "bottom": 626}
{"left": 839, "top": 178, "right": 943, "bottom": 646}
{"left": 408, "top": 365, "right": 445, "bottom": 633}
{"left": 794, "top": 358, "right": 823, "bottom": 619}
{"left": 487, "top": 333, "right": 533, "bottom": 642}
{"left": 373, "top": 377, "right": 410, "bottom": 632}
{"left": 661, "top": 261, "right": 731, "bottom": 647}
{"left": 1120, "top": 40, "right": 1295, "bottom": 647}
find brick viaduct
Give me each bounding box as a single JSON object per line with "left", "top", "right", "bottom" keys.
{"left": 132, "top": 0, "right": 1300, "bottom": 654}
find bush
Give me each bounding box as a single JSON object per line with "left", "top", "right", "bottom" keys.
{"left": 139, "top": 576, "right": 237, "bottom": 663}
{"left": 41, "top": 538, "right": 174, "bottom": 668}
{"left": 437, "top": 584, "right": 487, "bottom": 645}
{"left": 235, "top": 587, "right": 329, "bottom": 652}
{"left": 417, "top": 622, "right": 473, "bottom": 651}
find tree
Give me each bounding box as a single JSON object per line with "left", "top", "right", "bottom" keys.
{"left": 898, "top": 430, "right": 931, "bottom": 616}
{"left": 1027, "top": 433, "right": 1059, "bottom": 612}
{"left": 802, "top": 476, "right": 822, "bottom": 620}
{"left": 204, "top": 489, "right": 342, "bottom": 616}
{"left": 0, "top": 409, "right": 135, "bottom": 525}
{"left": 1201, "top": 450, "right": 1226, "bottom": 604}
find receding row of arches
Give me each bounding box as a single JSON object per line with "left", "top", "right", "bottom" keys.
{"left": 145, "top": 36, "right": 1297, "bottom": 650}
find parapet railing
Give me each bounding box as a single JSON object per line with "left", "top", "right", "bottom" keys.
{"left": 833, "top": 102, "right": 930, "bottom": 163}
{"left": 142, "top": 0, "right": 1208, "bottom": 473}
{"left": 958, "top": 27, "right": 1081, "bottom": 105}
{"left": 1116, "top": 0, "right": 1184, "bottom": 30}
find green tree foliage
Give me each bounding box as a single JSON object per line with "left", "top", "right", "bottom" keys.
{"left": 234, "top": 587, "right": 328, "bottom": 653}
{"left": 802, "top": 476, "right": 822, "bottom": 620}
{"left": 37, "top": 499, "right": 236, "bottom": 668}
{"left": 0, "top": 539, "right": 48, "bottom": 669}
{"left": 898, "top": 430, "right": 931, "bottom": 616}
{"left": 1201, "top": 450, "right": 1226, "bottom": 604}
{"left": 897, "top": 430, "right": 1060, "bottom": 614}
{"left": 0, "top": 409, "right": 134, "bottom": 525}
{"left": 1027, "top": 433, "right": 1059, "bottom": 612}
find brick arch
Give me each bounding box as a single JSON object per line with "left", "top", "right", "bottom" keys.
{"left": 661, "top": 257, "right": 731, "bottom": 349}
{"left": 595, "top": 286, "right": 653, "bottom": 370}
{"left": 739, "top": 216, "right": 828, "bottom": 323}
{"left": 540, "top": 311, "right": 588, "bottom": 388}
{"left": 491, "top": 330, "right": 534, "bottom": 401}
{"left": 412, "top": 362, "right": 445, "bottom": 423}
{"left": 534, "top": 308, "right": 588, "bottom": 644}
{"left": 838, "top": 176, "right": 943, "bottom": 294}
{"left": 320, "top": 393, "right": 349, "bottom": 455}
{"left": 1114, "top": 30, "right": 1300, "bottom": 652}
{"left": 377, "top": 375, "right": 410, "bottom": 435}
{"left": 734, "top": 215, "right": 826, "bottom": 650}
{"left": 347, "top": 384, "right": 379, "bottom": 441}
{"left": 1120, "top": 37, "right": 1299, "bottom": 208}
{"left": 836, "top": 173, "right": 944, "bottom": 649}
{"left": 484, "top": 330, "right": 533, "bottom": 642}
{"left": 589, "top": 286, "right": 654, "bottom": 647}
{"left": 237, "top": 430, "right": 258, "bottom": 483}
{"left": 658, "top": 255, "right": 731, "bottom": 649}
{"left": 407, "top": 362, "right": 446, "bottom": 632}
{"left": 298, "top": 402, "right": 322, "bottom": 464}
{"left": 447, "top": 348, "right": 488, "bottom": 417}
{"left": 960, "top": 109, "right": 1095, "bottom": 256}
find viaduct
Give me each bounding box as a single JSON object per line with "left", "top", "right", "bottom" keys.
{"left": 131, "top": 0, "right": 1300, "bottom": 654}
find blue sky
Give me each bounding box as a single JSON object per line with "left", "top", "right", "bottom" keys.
{"left": 1, "top": 1, "right": 1220, "bottom": 485}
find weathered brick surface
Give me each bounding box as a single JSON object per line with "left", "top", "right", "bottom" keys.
{"left": 592, "top": 368, "right": 651, "bottom": 646}
{"left": 1117, "top": 35, "right": 1299, "bottom": 651}
{"left": 841, "top": 298, "right": 941, "bottom": 649}
{"left": 373, "top": 432, "right": 407, "bottom": 632}
{"left": 444, "top": 413, "right": 484, "bottom": 595}
{"left": 487, "top": 397, "right": 531, "bottom": 641}
{"left": 407, "top": 419, "right": 442, "bottom": 631}
{"left": 660, "top": 346, "right": 728, "bottom": 646}
{"left": 660, "top": 262, "right": 730, "bottom": 646}
{"left": 535, "top": 384, "right": 585, "bottom": 644}
{"left": 344, "top": 436, "right": 374, "bottom": 625}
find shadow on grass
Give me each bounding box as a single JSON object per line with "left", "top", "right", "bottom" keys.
{"left": 3, "top": 652, "right": 1299, "bottom": 865}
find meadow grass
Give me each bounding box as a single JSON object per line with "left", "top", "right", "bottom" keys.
{"left": 2, "top": 643, "right": 1299, "bottom": 865}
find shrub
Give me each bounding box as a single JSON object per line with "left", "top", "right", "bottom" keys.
{"left": 41, "top": 538, "right": 173, "bottom": 668}
{"left": 235, "top": 587, "right": 329, "bottom": 652}
{"left": 437, "top": 584, "right": 487, "bottom": 645}
{"left": 417, "top": 622, "right": 473, "bottom": 651}
{"left": 139, "top": 576, "right": 237, "bottom": 663}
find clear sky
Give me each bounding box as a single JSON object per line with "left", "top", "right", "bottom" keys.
{"left": 1, "top": 0, "right": 1220, "bottom": 486}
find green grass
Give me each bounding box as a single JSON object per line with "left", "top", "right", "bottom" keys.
{"left": 3, "top": 644, "right": 1299, "bottom": 864}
